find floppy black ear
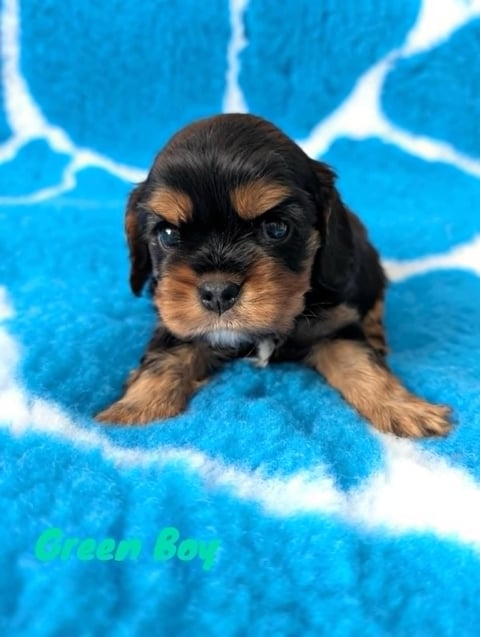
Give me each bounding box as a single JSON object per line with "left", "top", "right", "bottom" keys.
{"left": 125, "top": 183, "right": 151, "bottom": 295}
{"left": 310, "top": 160, "right": 355, "bottom": 292}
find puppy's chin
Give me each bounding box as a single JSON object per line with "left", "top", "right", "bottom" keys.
{"left": 158, "top": 308, "right": 285, "bottom": 344}
{"left": 201, "top": 330, "right": 254, "bottom": 348}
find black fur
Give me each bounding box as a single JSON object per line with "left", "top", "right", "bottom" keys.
{"left": 96, "top": 113, "right": 451, "bottom": 437}
{"left": 126, "top": 113, "right": 386, "bottom": 357}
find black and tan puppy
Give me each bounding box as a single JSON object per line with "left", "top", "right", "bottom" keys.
{"left": 96, "top": 114, "right": 451, "bottom": 437}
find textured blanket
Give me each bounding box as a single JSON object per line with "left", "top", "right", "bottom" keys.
{"left": 1, "top": 0, "right": 480, "bottom": 635}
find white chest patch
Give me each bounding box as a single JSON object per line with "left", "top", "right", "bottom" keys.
{"left": 249, "top": 337, "right": 276, "bottom": 368}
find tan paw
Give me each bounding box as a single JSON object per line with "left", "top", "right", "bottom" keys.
{"left": 376, "top": 399, "right": 453, "bottom": 438}
{"left": 95, "top": 398, "right": 185, "bottom": 425}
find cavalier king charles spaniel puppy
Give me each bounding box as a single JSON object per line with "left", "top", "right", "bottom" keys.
{"left": 96, "top": 113, "right": 451, "bottom": 437}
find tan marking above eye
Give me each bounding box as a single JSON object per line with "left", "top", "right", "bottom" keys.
{"left": 230, "top": 180, "right": 292, "bottom": 220}
{"left": 147, "top": 187, "right": 193, "bottom": 225}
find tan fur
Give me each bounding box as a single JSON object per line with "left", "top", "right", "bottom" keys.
{"left": 306, "top": 340, "right": 451, "bottom": 437}
{"left": 125, "top": 204, "right": 137, "bottom": 242}
{"left": 155, "top": 236, "right": 317, "bottom": 339}
{"left": 96, "top": 344, "right": 214, "bottom": 425}
{"left": 363, "top": 299, "right": 388, "bottom": 355}
{"left": 328, "top": 304, "right": 359, "bottom": 327}
{"left": 288, "top": 304, "right": 359, "bottom": 346}
{"left": 230, "top": 181, "right": 291, "bottom": 220}
{"left": 147, "top": 187, "right": 193, "bottom": 225}
{"left": 316, "top": 304, "right": 359, "bottom": 337}
{"left": 155, "top": 263, "right": 207, "bottom": 336}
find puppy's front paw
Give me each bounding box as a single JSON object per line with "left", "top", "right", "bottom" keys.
{"left": 95, "top": 398, "right": 185, "bottom": 426}
{"left": 380, "top": 399, "right": 452, "bottom": 438}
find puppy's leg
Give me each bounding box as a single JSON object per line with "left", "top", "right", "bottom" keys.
{"left": 96, "top": 341, "right": 219, "bottom": 425}
{"left": 363, "top": 299, "right": 388, "bottom": 356}
{"left": 305, "top": 331, "right": 451, "bottom": 437}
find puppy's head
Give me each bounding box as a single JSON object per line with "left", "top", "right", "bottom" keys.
{"left": 126, "top": 114, "right": 354, "bottom": 345}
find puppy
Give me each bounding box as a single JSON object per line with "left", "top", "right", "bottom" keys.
{"left": 96, "top": 113, "right": 452, "bottom": 437}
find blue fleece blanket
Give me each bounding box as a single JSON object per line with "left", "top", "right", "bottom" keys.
{"left": 1, "top": 0, "right": 480, "bottom": 635}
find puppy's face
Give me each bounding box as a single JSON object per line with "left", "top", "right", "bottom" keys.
{"left": 126, "top": 114, "right": 353, "bottom": 345}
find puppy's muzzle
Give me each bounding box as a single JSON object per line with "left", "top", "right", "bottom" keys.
{"left": 198, "top": 280, "right": 241, "bottom": 315}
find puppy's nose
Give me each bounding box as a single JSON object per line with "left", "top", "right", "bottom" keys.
{"left": 198, "top": 281, "right": 240, "bottom": 315}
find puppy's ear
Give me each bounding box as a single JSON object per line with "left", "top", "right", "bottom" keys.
{"left": 125, "top": 183, "right": 151, "bottom": 295}
{"left": 310, "top": 160, "right": 355, "bottom": 292}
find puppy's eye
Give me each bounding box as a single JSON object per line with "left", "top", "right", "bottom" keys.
{"left": 157, "top": 226, "right": 181, "bottom": 248}
{"left": 262, "top": 220, "right": 290, "bottom": 241}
